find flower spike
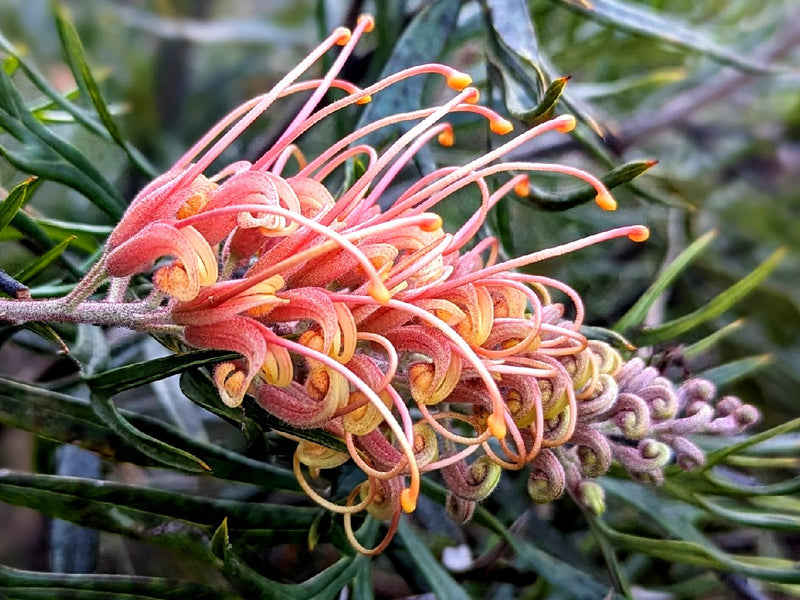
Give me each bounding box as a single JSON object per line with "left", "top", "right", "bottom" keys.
{"left": 0, "top": 17, "right": 760, "bottom": 558}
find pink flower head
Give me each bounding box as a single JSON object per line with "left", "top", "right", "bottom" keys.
{"left": 80, "top": 15, "right": 657, "bottom": 552}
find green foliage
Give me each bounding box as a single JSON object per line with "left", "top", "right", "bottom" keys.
{"left": 0, "top": 1, "right": 798, "bottom": 599}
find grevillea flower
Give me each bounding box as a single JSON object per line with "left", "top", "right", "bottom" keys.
{"left": 0, "top": 16, "right": 759, "bottom": 554}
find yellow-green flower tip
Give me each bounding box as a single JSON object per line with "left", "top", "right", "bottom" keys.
{"left": 400, "top": 487, "right": 417, "bottom": 513}
{"left": 487, "top": 412, "right": 507, "bottom": 439}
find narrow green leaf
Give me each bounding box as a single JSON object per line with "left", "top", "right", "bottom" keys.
{"left": 0, "top": 140, "right": 122, "bottom": 221}
{"left": 181, "top": 369, "right": 347, "bottom": 453}
{"left": 0, "top": 472, "right": 216, "bottom": 562}
{"left": 522, "top": 159, "right": 658, "bottom": 211}
{"left": 86, "top": 349, "right": 239, "bottom": 396}
{"left": 0, "top": 470, "right": 312, "bottom": 533}
{"left": 600, "top": 480, "right": 800, "bottom": 582}
{"left": 0, "top": 30, "right": 156, "bottom": 177}
{"left": 36, "top": 216, "right": 110, "bottom": 253}
{"left": 211, "top": 518, "right": 365, "bottom": 600}
{"left": 0, "top": 564, "right": 233, "bottom": 600}
{"left": 21, "top": 322, "right": 68, "bottom": 350}
{"left": 636, "top": 247, "right": 786, "bottom": 345}
{"left": 351, "top": 558, "right": 374, "bottom": 600}
{"left": 553, "top": 0, "right": 778, "bottom": 74}
{"left": 682, "top": 318, "right": 745, "bottom": 360}
{"left": 13, "top": 235, "right": 75, "bottom": 283}
{"left": 395, "top": 520, "right": 472, "bottom": 600}
{"left": 695, "top": 496, "right": 800, "bottom": 532}
{"left": 701, "top": 472, "right": 800, "bottom": 498}
{"left": 702, "top": 416, "right": 800, "bottom": 471}
{"left": 0, "top": 376, "right": 300, "bottom": 489}
{"left": 90, "top": 390, "right": 211, "bottom": 473}
{"left": 580, "top": 326, "right": 636, "bottom": 351}
{"left": 53, "top": 3, "right": 126, "bottom": 147}
{"left": 484, "top": 0, "right": 546, "bottom": 120}
{"left": 583, "top": 510, "right": 632, "bottom": 599}
{"left": 697, "top": 354, "right": 772, "bottom": 387}
{"left": 51, "top": 2, "right": 155, "bottom": 177}
{"left": 615, "top": 229, "right": 718, "bottom": 332}
{"left": 0, "top": 176, "right": 39, "bottom": 233}
{"left": 0, "top": 69, "right": 124, "bottom": 218}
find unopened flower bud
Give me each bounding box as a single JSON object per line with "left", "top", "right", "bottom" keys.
{"left": 527, "top": 449, "right": 566, "bottom": 503}
{"left": 612, "top": 393, "right": 651, "bottom": 439}
{"left": 442, "top": 456, "right": 502, "bottom": 502}
{"left": 570, "top": 424, "right": 612, "bottom": 478}
{"left": 668, "top": 436, "right": 706, "bottom": 471}
{"left": 578, "top": 481, "right": 606, "bottom": 516}
{"left": 446, "top": 491, "right": 476, "bottom": 524}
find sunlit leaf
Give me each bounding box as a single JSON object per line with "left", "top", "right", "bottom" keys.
{"left": 52, "top": 2, "right": 156, "bottom": 177}
{"left": 0, "top": 68, "right": 124, "bottom": 218}
{"left": 682, "top": 318, "right": 745, "bottom": 360}
{"left": 615, "top": 229, "right": 718, "bottom": 332}
{"left": 636, "top": 247, "right": 786, "bottom": 345}
{"left": 552, "top": 0, "right": 778, "bottom": 73}
{"left": 13, "top": 235, "right": 76, "bottom": 283}
{"left": 0, "top": 176, "right": 39, "bottom": 233}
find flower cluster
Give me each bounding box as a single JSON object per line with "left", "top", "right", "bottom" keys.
{"left": 0, "top": 17, "right": 759, "bottom": 553}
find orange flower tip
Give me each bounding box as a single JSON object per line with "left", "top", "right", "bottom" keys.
{"left": 368, "top": 281, "right": 392, "bottom": 305}
{"left": 437, "top": 128, "right": 455, "bottom": 147}
{"left": 487, "top": 412, "right": 507, "bottom": 440}
{"left": 334, "top": 27, "right": 352, "bottom": 45}
{"left": 464, "top": 87, "right": 480, "bottom": 104}
{"left": 513, "top": 178, "right": 530, "bottom": 197}
{"left": 400, "top": 488, "right": 418, "bottom": 513}
{"left": 627, "top": 226, "right": 650, "bottom": 243}
{"left": 644, "top": 158, "right": 659, "bottom": 168}
{"left": 554, "top": 114, "right": 577, "bottom": 133}
{"left": 419, "top": 213, "right": 443, "bottom": 232}
{"left": 446, "top": 71, "right": 472, "bottom": 91}
{"left": 595, "top": 192, "right": 617, "bottom": 211}
{"left": 357, "top": 14, "right": 375, "bottom": 32}
{"left": 490, "top": 117, "right": 514, "bottom": 135}
{"left": 355, "top": 94, "right": 372, "bottom": 105}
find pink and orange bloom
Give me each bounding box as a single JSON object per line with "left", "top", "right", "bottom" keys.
{"left": 0, "top": 16, "right": 758, "bottom": 553}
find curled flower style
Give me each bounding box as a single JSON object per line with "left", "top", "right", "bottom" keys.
{"left": 0, "top": 16, "right": 760, "bottom": 554}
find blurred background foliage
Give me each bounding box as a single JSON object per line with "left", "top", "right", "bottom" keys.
{"left": 0, "top": 0, "right": 798, "bottom": 598}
